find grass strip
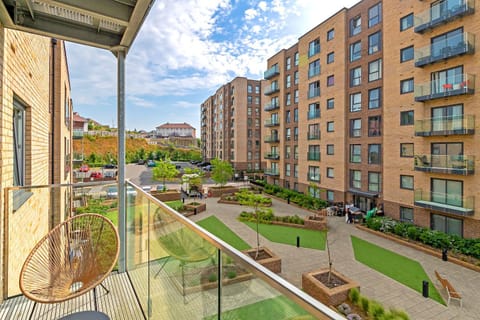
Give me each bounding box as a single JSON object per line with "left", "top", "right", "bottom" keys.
{"left": 198, "top": 216, "right": 251, "bottom": 250}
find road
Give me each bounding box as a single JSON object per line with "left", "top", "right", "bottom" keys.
{"left": 125, "top": 161, "right": 197, "bottom": 188}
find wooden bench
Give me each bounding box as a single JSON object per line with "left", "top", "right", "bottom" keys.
{"left": 435, "top": 270, "right": 462, "bottom": 307}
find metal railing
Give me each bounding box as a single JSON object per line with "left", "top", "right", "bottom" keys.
{"left": 414, "top": 115, "right": 475, "bottom": 136}
{"left": 414, "top": 73, "right": 475, "bottom": 101}
{"left": 414, "top": 154, "right": 475, "bottom": 174}
{"left": 415, "top": 32, "right": 475, "bottom": 67}
{"left": 414, "top": 0, "right": 475, "bottom": 33}
{"left": 264, "top": 65, "right": 280, "bottom": 80}
{"left": 414, "top": 188, "right": 474, "bottom": 216}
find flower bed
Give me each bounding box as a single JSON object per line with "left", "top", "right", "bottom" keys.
{"left": 208, "top": 186, "right": 239, "bottom": 198}
{"left": 151, "top": 190, "right": 181, "bottom": 202}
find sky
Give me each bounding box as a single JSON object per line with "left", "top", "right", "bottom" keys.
{"left": 66, "top": 0, "right": 361, "bottom": 136}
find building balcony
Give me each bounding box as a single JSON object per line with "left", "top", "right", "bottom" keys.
{"left": 264, "top": 135, "right": 280, "bottom": 143}
{"left": 264, "top": 65, "right": 280, "bottom": 80}
{"left": 2, "top": 181, "right": 342, "bottom": 319}
{"left": 414, "top": 73, "right": 475, "bottom": 102}
{"left": 307, "top": 132, "right": 320, "bottom": 140}
{"left": 414, "top": 0, "right": 475, "bottom": 34}
{"left": 414, "top": 154, "right": 475, "bottom": 175}
{"left": 415, "top": 115, "right": 475, "bottom": 136}
{"left": 307, "top": 152, "right": 320, "bottom": 161}
{"left": 414, "top": 189, "right": 474, "bottom": 216}
{"left": 264, "top": 118, "right": 280, "bottom": 127}
{"left": 308, "top": 66, "right": 321, "bottom": 78}
{"left": 307, "top": 110, "right": 320, "bottom": 120}
{"left": 264, "top": 153, "right": 280, "bottom": 160}
{"left": 72, "top": 129, "right": 84, "bottom": 139}
{"left": 264, "top": 168, "right": 280, "bottom": 176}
{"left": 308, "top": 88, "right": 320, "bottom": 99}
{"left": 264, "top": 85, "right": 280, "bottom": 96}
{"left": 264, "top": 102, "right": 280, "bottom": 112}
{"left": 415, "top": 32, "right": 475, "bottom": 67}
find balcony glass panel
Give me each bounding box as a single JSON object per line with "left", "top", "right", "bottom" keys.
{"left": 264, "top": 102, "right": 280, "bottom": 111}
{"left": 264, "top": 153, "right": 280, "bottom": 160}
{"left": 415, "top": 114, "right": 475, "bottom": 136}
{"left": 414, "top": 0, "right": 475, "bottom": 33}
{"left": 414, "top": 154, "right": 474, "bottom": 174}
{"left": 414, "top": 188, "right": 474, "bottom": 216}
{"left": 307, "top": 110, "right": 320, "bottom": 120}
{"left": 308, "top": 87, "right": 320, "bottom": 99}
{"left": 264, "top": 84, "right": 280, "bottom": 96}
{"left": 308, "top": 132, "right": 320, "bottom": 140}
{"left": 308, "top": 64, "right": 321, "bottom": 78}
{"left": 264, "top": 118, "right": 280, "bottom": 127}
{"left": 264, "top": 65, "right": 280, "bottom": 79}
{"left": 415, "top": 32, "right": 475, "bottom": 67}
{"left": 264, "top": 168, "right": 280, "bottom": 176}
{"left": 307, "top": 152, "right": 320, "bottom": 161}
{"left": 414, "top": 73, "right": 475, "bottom": 101}
{"left": 264, "top": 135, "right": 280, "bottom": 143}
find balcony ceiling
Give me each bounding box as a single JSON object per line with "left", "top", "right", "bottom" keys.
{"left": 0, "top": 0, "right": 154, "bottom": 55}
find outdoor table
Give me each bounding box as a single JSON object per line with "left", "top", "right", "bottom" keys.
{"left": 58, "top": 311, "right": 110, "bottom": 320}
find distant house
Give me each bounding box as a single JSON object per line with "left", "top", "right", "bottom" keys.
{"left": 73, "top": 112, "right": 88, "bottom": 138}
{"left": 155, "top": 122, "right": 196, "bottom": 138}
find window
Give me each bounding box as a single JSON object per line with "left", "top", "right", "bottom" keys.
{"left": 308, "top": 103, "right": 320, "bottom": 120}
{"left": 350, "top": 118, "right": 362, "bottom": 137}
{"left": 368, "top": 172, "right": 381, "bottom": 192}
{"left": 285, "top": 145, "right": 291, "bottom": 159}
{"left": 294, "top": 146, "right": 299, "bottom": 160}
{"left": 308, "top": 81, "right": 320, "bottom": 98}
{"left": 327, "top": 121, "right": 334, "bottom": 132}
{"left": 368, "top": 116, "right": 381, "bottom": 136}
{"left": 350, "top": 16, "right": 361, "bottom": 36}
{"left": 308, "top": 145, "right": 320, "bottom": 160}
{"left": 255, "top": 85, "right": 260, "bottom": 94}
{"left": 309, "top": 186, "right": 320, "bottom": 199}
{"left": 400, "top": 207, "right": 414, "bottom": 223}
{"left": 368, "top": 59, "right": 382, "bottom": 81}
{"left": 350, "top": 41, "right": 362, "bottom": 61}
{"left": 294, "top": 108, "right": 298, "bottom": 122}
{"left": 368, "top": 144, "right": 381, "bottom": 164}
{"left": 431, "top": 28, "right": 463, "bottom": 59}
{"left": 247, "top": 85, "right": 252, "bottom": 93}
{"left": 13, "top": 99, "right": 26, "bottom": 187}
{"left": 327, "top": 52, "right": 334, "bottom": 64}
{"left": 294, "top": 71, "right": 299, "bottom": 85}
{"left": 327, "top": 144, "right": 334, "bottom": 155}
{"left": 308, "top": 124, "right": 320, "bottom": 140}
{"left": 431, "top": 178, "right": 463, "bottom": 207}
{"left": 255, "top": 97, "right": 259, "bottom": 105}
{"left": 368, "top": 31, "right": 381, "bottom": 54}
{"left": 400, "top": 46, "right": 414, "bottom": 62}
{"left": 327, "top": 167, "right": 334, "bottom": 178}
{"left": 431, "top": 66, "right": 463, "bottom": 94}
{"left": 285, "top": 127, "right": 291, "bottom": 140}
{"left": 350, "top": 170, "right": 362, "bottom": 189}
{"left": 308, "top": 166, "right": 320, "bottom": 182}
{"left": 400, "top": 110, "right": 414, "bottom": 125}
{"left": 327, "top": 28, "right": 335, "bottom": 41}
{"left": 350, "top": 67, "right": 362, "bottom": 87}
{"left": 286, "top": 57, "right": 291, "bottom": 70}
{"left": 308, "top": 59, "right": 321, "bottom": 78}
{"left": 431, "top": 104, "right": 463, "bottom": 132}
{"left": 350, "top": 93, "right": 362, "bottom": 112}
{"left": 431, "top": 214, "right": 462, "bottom": 237}
{"left": 400, "top": 78, "right": 414, "bottom": 93}
{"left": 294, "top": 127, "right": 298, "bottom": 141}
{"left": 327, "top": 98, "right": 334, "bottom": 109}
{"left": 400, "top": 13, "right": 413, "bottom": 31}
{"left": 286, "top": 75, "right": 291, "bottom": 88}
{"left": 350, "top": 144, "right": 361, "bottom": 163}
{"left": 368, "top": 3, "right": 382, "bottom": 28}
{"left": 431, "top": 142, "right": 463, "bottom": 168}
{"left": 327, "top": 190, "right": 334, "bottom": 202}
{"left": 400, "top": 143, "right": 414, "bottom": 157}
{"left": 327, "top": 75, "right": 335, "bottom": 87}
{"left": 294, "top": 90, "right": 299, "bottom": 103}
{"left": 285, "top": 163, "right": 291, "bottom": 177}
{"left": 248, "top": 96, "right": 252, "bottom": 105}
{"left": 368, "top": 87, "right": 381, "bottom": 109}
{"left": 400, "top": 175, "right": 414, "bottom": 189}
{"left": 286, "top": 110, "right": 291, "bottom": 123}
{"left": 308, "top": 39, "right": 320, "bottom": 57}
{"left": 294, "top": 52, "right": 299, "bottom": 66}
{"left": 286, "top": 93, "right": 291, "bottom": 106}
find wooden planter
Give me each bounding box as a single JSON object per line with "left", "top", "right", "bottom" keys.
{"left": 181, "top": 202, "right": 207, "bottom": 217}
{"left": 243, "top": 247, "right": 281, "bottom": 273}
{"left": 304, "top": 215, "right": 327, "bottom": 231}
{"left": 302, "top": 268, "right": 359, "bottom": 306}
{"left": 151, "top": 190, "right": 181, "bottom": 202}
{"left": 208, "top": 186, "right": 239, "bottom": 198}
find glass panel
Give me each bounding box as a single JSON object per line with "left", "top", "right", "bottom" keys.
{"left": 447, "top": 217, "right": 462, "bottom": 237}
{"left": 431, "top": 214, "right": 447, "bottom": 233}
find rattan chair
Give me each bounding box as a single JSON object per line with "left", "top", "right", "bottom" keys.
{"left": 19, "top": 213, "right": 119, "bottom": 304}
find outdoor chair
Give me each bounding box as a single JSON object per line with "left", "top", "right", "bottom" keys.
{"left": 19, "top": 213, "right": 119, "bottom": 308}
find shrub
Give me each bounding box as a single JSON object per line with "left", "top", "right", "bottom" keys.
{"left": 406, "top": 226, "right": 420, "bottom": 241}
{"left": 208, "top": 273, "right": 217, "bottom": 282}
{"left": 387, "top": 308, "right": 410, "bottom": 320}
{"left": 359, "top": 296, "right": 370, "bottom": 314}
{"left": 226, "top": 270, "right": 237, "bottom": 279}
{"left": 393, "top": 223, "right": 407, "bottom": 237}
{"left": 348, "top": 287, "right": 360, "bottom": 305}
{"left": 368, "top": 301, "right": 385, "bottom": 320}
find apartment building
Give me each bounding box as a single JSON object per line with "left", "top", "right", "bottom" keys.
{"left": 0, "top": 29, "right": 72, "bottom": 295}
{"left": 201, "top": 77, "right": 263, "bottom": 172}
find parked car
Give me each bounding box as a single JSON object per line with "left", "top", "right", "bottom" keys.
{"left": 79, "top": 164, "right": 89, "bottom": 172}
{"left": 146, "top": 160, "right": 156, "bottom": 167}
{"left": 197, "top": 161, "right": 210, "bottom": 167}
{"left": 203, "top": 165, "right": 214, "bottom": 171}
{"left": 106, "top": 186, "right": 137, "bottom": 199}
{"left": 103, "top": 163, "right": 117, "bottom": 169}
{"left": 137, "top": 159, "right": 145, "bottom": 165}
{"left": 90, "top": 172, "right": 103, "bottom": 180}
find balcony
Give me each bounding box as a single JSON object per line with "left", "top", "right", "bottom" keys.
{"left": 308, "top": 88, "right": 320, "bottom": 99}
{"left": 307, "top": 110, "right": 320, "bottom": 120}
{"left": 264, "top": 84, "right": 280, "bottom": 96}
{"left": 264, "top": 65, "right": 280, "bottom": 80}
{"left": 307, "top": 152, "right": 320, "bottom": 161}
{"left": 264, "top": 135, "right": 280, "bottom": 143}
{"left": 308, "top": 65, "right": 321, "bottom": 78}
{"left": 72, "top": 129, "right": 84, "bottom": 139}
{"left": 415, "top": 32, "right": 475, "bottom": 67}
{"left": 2, "top": 181, "right": 342, "bottom": 319}
{"left": 308, "top": 132, "right": 321, "bottom": 140}
{"left": 264, "top": 102, "right": 280, "bottom": 112}
{"left": 414, "top": 0, "right": 475, "bottom": 33}
{"left": 414, "top": 189, "right": 474, "bottom": 216}
{"left": 264, "top": 153, "right": 280, "bottom": 160}
{"left": 264, "top": 118, "right": 280, "bottom": 127}
{"left": 264, "top": 168, "right": 280, "bottom": 176}
{"left": 415, "top": 115, "right": 475, "bottom": 136}
{"left": 414, "top": 154, "right": 475, "bottom": 175}
{"left": 414, "top": 73, "right": 475, "bottom": 102}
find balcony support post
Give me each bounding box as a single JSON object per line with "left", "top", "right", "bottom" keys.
{"left": 117, "top": 49, "right": 127, "bottom": 273}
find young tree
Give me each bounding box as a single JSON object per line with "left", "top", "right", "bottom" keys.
{"left": 152, "top": 158, "right": 179, "bottom": 188}
{"left": 210, "top": 158, "right": 234, "bottom": 187}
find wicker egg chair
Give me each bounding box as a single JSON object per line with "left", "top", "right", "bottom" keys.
{"left": 19, "top": 213, "right": 119, "bottom": 304}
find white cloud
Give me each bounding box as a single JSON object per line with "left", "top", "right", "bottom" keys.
{"left": 245, "top": 8, "right": 258, "bottom": 20}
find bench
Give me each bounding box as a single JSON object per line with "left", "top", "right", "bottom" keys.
{"left": 435, "top": 270, "right": 462, "bottom": 307}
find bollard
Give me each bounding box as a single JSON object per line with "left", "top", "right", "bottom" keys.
{"left": 296, "top": 236, "right": 300, "bottom": 248}
{"left": 422, "top": 280, "right": 429, "bottom": 298}
{"left": 194, "top": 208, "right": 197, "bottom": 215}
{"left": 442, "top": 248, "right": 448, "bottom": 261}
{"left": 287, "top": 196, "right": 290, "bottom": 204}
{"left": 182, "top": 197, "right": 185, "bottom": 203}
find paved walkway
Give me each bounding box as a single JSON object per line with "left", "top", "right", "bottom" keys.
{"left": 189, "top": 194, "right": 480, "bottom": 320}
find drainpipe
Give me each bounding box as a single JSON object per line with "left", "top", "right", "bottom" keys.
{"left": 50, "top": 38, "right": 57, "bottom": 230}
{"left": 117, "top": 50, "right": 126, "bottom": 272}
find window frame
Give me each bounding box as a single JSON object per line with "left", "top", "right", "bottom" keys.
{"left": 368, "top": 59, "right": 382, "bottom": 82}
{"left": 368, "top": 171, "right": 381, "bottom": 192}
{"left": 368, "top": 3, "right": 382, "bottom": 28}
{"left": 400, "top": 13, "right": 413, "bottom": 31}
{"left": 327, "top": 167, "right": 334, "bottom": 178}
{"left": 400, "top": 207, "right": 414, "bottom": 223}
{"left": 350, "top": 170, "right": 362, "bottom": 189}
{"left": 350, "top": 92, "right": 362, "bottom": 112}
{"left": 368, "top": 144, "right": 381, "bottom": 164}
{"left": 368, "top": 31, "right": 382, "bottom": 55}
{"left": 326, "top": 121, "right": 334, "bottom": 132}
{"left": 350, "top": 16, "right": 362, "bottom": 36}
{"left": 350, "top": 118, "right": 362, "bottom": 137}
{"left": 327, "top": 29, "right": 335, "bottom": 41}
{"left": 327, "top": 75, "right": 335, "bottom": 87}
{"left": 350, "top": 66, "right": 362, "bottom": 87}
{"left": 368, "top": 87, "right": 381, "bottom": 109}
{"left": 327, "top": 98, "right": 334, "bottom": 110}
{"left": 326, "top": 144, "right": 334, "bottom": 155}
{"left": 368, "top": 116, "right": 381, "bottom": 137}
{"left": 350, "top": 41, "right": 362, "bottom": 62}
{"left": 400, "top": 143, "right": 414, "bottom": 157}
{"left": 400, "top": 110, "right": 414, "bottom": 125}
{"left": 400, "top": 175, "right": 414, "bottom": 190}
{"left": 350, "top": 144, "right": 361, "bottom": 163}
{"left": 400, "top": 78, "right": 414, "bottom": 94}
{"left": 327, "top": 52, "right": 335, "bottom": 64}
{"left": 400, "top": 46, "right": 414, "bottom": 62}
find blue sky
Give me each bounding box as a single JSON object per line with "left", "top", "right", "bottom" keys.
{"left": 66, "top": 0, "right": 361, "bottom": 136}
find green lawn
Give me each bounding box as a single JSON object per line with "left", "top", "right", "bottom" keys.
{"left": 243, "top": 222, "right": 326, "bottom": 250}
{"left": 197, "top": 216, "right": 251, "bottom": 250}
{"left": 351, "top": 236, "right": 445, "bottom": 305}
{"left": 165, "top": 200, "right": 184, "bottom": 211}
{"left": 204, "top": 295, "right": 315, "bottom": 320}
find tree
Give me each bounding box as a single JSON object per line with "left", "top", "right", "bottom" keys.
{"left": 237, "top": 190, "right": 270, "bottom": 259}
{"left": 210, "top": 158, "right": 234, "bottom": 187}
{"left": 152, "top": 159, "right": 179, "bottom": 188}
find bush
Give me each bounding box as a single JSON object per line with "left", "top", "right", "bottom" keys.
{"left": 359, "top": 296, "right": 370, "bottom": 314}
{"left": 226, "top": 270, "right": 237, "bottom": 279}
{"left": 369, "top": 301, "right": 385, "bottom": 320}
{"left": 406, "top": 226, "right": 421, "bottom": 241}
{"left": 348, "top": 287, "right": 360, "bottom": 305}
{"left": 386, "top": 308, "right": 410, "bottom": 320}
{"left": 208, "top": 273, "right": 217, "bottom": 282}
